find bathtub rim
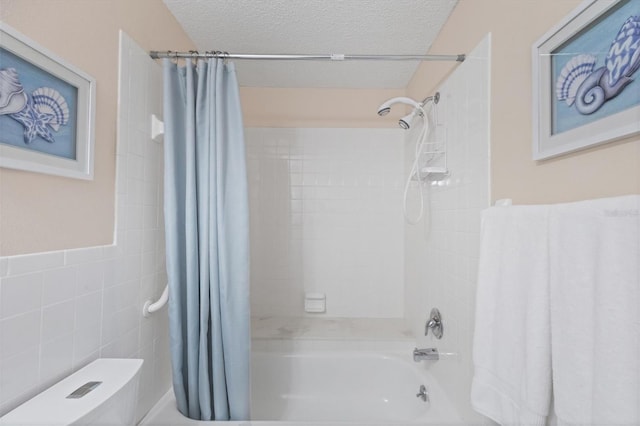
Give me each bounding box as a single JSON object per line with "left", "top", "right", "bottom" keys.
{"left": 140, "top": 388, "right": 461, "bottom": 426}
{"left": 139, "top": 350, "right": 459, "bottom": 425}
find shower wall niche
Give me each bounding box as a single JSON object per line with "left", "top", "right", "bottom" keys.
{"left": 245, "top": 128, "right": 405, "bottom": 319}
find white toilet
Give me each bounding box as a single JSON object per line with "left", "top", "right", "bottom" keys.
{"left": 0, "top": 358, "right": 143, "bottom": 425}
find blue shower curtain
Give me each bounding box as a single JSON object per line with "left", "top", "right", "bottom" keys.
{"left": 162, "top": 58, "right": 250, "bottom": 421}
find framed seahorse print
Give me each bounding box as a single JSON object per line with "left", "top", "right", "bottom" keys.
{"left": 532, "top": 0, "right": 640, "bottom": 160}
{"left": 0, "top": 23, "right": 95, "bottom": 179}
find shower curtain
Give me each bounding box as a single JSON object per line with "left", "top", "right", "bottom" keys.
{"left": 162, "top": 58, "right": 250, "bottom": 421}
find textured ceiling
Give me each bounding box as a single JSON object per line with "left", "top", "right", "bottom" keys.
{"left": 163, "top": 0, "right": 459, "bottom": 88}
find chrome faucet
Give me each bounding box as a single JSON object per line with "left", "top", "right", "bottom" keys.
{"left": 413, "top": 347, "right": 439, "bottom": 362}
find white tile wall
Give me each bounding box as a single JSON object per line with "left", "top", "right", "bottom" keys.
{"left": 0, "top": 31, "right": 170, "bottom": 422}
{"left": 404, "top": 34, "right": 491, "bottom": 422}
{"left": 246, "top": 128, "right": 405, "bottom": 318}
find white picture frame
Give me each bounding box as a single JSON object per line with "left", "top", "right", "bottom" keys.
{"left": 0, "top": 22, "right": 95, "bottom": 179}
{"left": 532, "top": 0, "right": 640, "bottom": 160}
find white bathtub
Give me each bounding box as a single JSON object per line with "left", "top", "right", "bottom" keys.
{"left": 140, "top": 351, "right": 461, "bottom": 425}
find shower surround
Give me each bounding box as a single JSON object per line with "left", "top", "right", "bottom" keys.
{"left": 404, "top": 34, "right": 491, "bottom": 422}
{"left": 245, "top": 127, "right": 406, "bottom": 319}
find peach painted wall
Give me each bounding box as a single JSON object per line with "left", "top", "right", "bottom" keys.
{"left": 0, "top": 0, "right": 195, "bottom": 256}
{"left": 408, "top": 0, "right": 640, "bottom": 205}
{"left": 240, "top": 87, "right": 406, "bottom": 128}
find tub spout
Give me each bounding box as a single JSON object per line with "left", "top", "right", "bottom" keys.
{"left": 413, "top": 347, "right": 439, "bottom": 362}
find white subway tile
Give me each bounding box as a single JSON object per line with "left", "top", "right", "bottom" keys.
{"left": 72, "top": 349, "right": 99, "bottom": 371}
{"left": 142, "top": 205, "right": 158, "bottom": 230}
{"left": 0, "top": 310, "right": 41, "bottom": 359}
{"left": 140, "top": 319, "right": 159, "bottom": 354}
{"left": 75, "top": 262, "right": 104, "bottom": 296}
{"left": 127, "top": 178, "right": 144, "bottom": 205}
{"left": 42, "top": 267, "right": 77, "bottom": 306}
{"left": 0, "top": 348, "right": 40, "bottom": 408}
{"left": 128, "top": 127, "right": 145, "bottom": 157}
{"left": 74, "top": 291, "right": 102, "bottom": 330}
{"left": 101, "top": 306, "right": 139, "bottom": 346}
{"left": 124, "top": 229, "right": 143, "bottom": 255}
{"left": 101, "top": 327, "right": 139, "bottom": 358}
{"left": 138, "top": 276, "right": 156, "bottom": 305}
{"left": 102, "top": 281, "right": 139, "bottom": 317}
{"left": 114, "top": 231, "right": 126, "bottom": 256}
{"left": 102, "top": 259, "right": 118, "bottom": 289}
{"left": 64, "top": 247, "right": 104, "bottom": 266}
{"left": 115, "top": 201, "right": 128, "bottom": 233}
{"left": 141, "top": 251, "right": 157, "bottom": 277}
{"left": 142, "top": 182, "right": 158, "bottom": 207}
{"left": 73, "top": 323, "right": 101, "bottom": 366}
{"left": 0, "top": 258, "right": 8, "bottom": 278}
{"left": 122, "top": 255, "right": 142, "bottom": 282}
{"left": 248, "top": 129, "right": 406, "bottom": 317}
{"left": 135, "top": 344, "right": 155, "bottom": 419}
{"left": 116, "top": 114, "right": 130, "bottom": 155}
{"left": 0, "top": 273, "right": 43, "bottom": 319}
{"left": 8, "top": 252, "right": 64, "bottom": 276}
{"left": 142, "top": 229, "right": 158, "bottom": 254}
{"left": 102, "top": 245, "right": 119, "bottom": 260}
{"left": 126, "top": 202, "right": 144, "bottom": 230}
{"left": 130, "top": 81, "right": 149, "bottom": 134}
{"left": 39, "top": 333, "right": 73, "bottom": 387}
{"left": 41, "top": 300, "right": 75, "bottom": 343}
{"left": 143, "top": 146, "right": 160, "bottom": 183}
{"left": 127, "top": 154, "right": 145, "bottom": 180}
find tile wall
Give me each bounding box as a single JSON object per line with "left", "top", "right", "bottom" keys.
{"left": 0, "top": 32, "right": 170, "bottom": 421}
{"left": 246, "top": 128, "right": 405, "bottom": 318}
{"left": 404, "top": 34, "right": 491, "bottom": 422}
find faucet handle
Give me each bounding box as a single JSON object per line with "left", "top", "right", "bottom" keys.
{"left": 425, "top": 308, "right": 443, "bottom": 339}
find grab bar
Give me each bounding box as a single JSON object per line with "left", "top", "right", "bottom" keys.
{"left": 143, "top": 284, "right": 169, "bottom": 317}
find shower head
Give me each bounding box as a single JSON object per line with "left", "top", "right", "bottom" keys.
{"left": 377, "top": 92, "right": 440, "bottom": 128}
{"left": 376, "top": 97, "right": 422, "bottom": 117}
{"left": 399, "top": 110, "right": 420, "bottom": 130}
{"left": 376, "top": 96, "right": 425, "bottom": 129}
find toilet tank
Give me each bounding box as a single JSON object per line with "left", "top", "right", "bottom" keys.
{"left": 0, "top": 358, "right": 143, "bottom": 426}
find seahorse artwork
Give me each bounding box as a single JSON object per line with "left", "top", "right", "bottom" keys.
{"left": 556, "top": 15, "right": 640, "bottom": 115}
{"left": 0, "top": 67, "right": 70, "bottom": 143}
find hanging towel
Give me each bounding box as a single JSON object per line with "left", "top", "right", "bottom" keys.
{"left": 549, "top": 195, "right": 640, "bottom": 426}
{"left": 471, "top": 205, "right": 552, "bottom": 426}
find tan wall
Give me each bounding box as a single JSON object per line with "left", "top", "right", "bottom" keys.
{"left": 241, "top": 87, "right": 406, "bottom": 128}
{"left": 0, "top": 0, "right": 195, "bottom": 256}
{"left": 408, "top": 0, "right": 640, "bottom": 205}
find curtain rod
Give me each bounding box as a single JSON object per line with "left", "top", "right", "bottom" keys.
{"left": 149, "top": 51, "right": 466, "bottom": 62}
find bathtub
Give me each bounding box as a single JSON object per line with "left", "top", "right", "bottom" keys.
{"left": 140, "top": 351, "right": 461, "bottom": 425}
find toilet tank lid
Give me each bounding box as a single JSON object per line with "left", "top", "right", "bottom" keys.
{"left": 0, "top": 358, "right": 143, "bottom": 425}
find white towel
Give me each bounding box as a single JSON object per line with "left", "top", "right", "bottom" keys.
{"left": 549, "top": 195, "right": 640, "bottom": 426}
{"left": 471, "top": 205, "right": 552, "bottom": 426}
